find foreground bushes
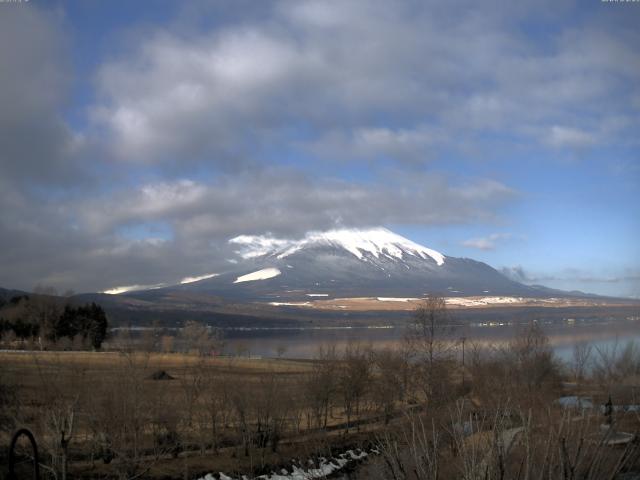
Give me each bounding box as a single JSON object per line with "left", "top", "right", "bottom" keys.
{"left": 1, "top": 321, "right": 638, "bottom": 480}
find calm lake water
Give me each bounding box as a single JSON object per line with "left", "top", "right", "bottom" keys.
{"left": 219, "top": 318, "right": 640, "bottom": 362}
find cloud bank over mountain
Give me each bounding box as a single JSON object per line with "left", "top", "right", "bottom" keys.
{"left": 0, "top": 0, "right": 638, "bottom": 296}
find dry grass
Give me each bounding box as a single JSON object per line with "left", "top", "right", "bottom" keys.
{"left": 0, "top": 350, "right": 374, "bottom": 479}
{"left": 3, "top": 339, "right": 638, "bottom": 480}
{"left": 0, "top": 350, "right": 313, "bottom": 371}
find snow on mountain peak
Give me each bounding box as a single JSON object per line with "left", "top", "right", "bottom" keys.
{"left": 229, "top": 227, "right": 445, "bottom": 266}
{"left": 233, "top": 267, "right": 281, "bottom": 283}
{"left": 228, "top": 235, "right": 290, "bottom": 259}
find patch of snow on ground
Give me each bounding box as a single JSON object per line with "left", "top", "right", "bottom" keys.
{"left": 197, "top": 449, "right": 371, "bottom": 480}
{"left": 268, "top": 302, "right": 312, "bottom": 307}
{"left": 555, "top": 396, "right": 594, "bottom": 410}
{"left": 233, "top": 268, "right": 281, "bottom": 284}
{"left": 445, "top": 296, "right": 524, "bottom": 306}
{"left": 306, "top": 293, "right": 329, "bottom": 297}
{"left": 377, "top": 297, "right": 419, "bottom": 302}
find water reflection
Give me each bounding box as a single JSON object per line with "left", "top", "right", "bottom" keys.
{"left": 219, "top": 319, "right": 640, "bottom": 361}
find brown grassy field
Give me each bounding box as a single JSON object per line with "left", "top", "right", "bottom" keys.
{"left": 0, "top": 350, "right": 314, "bottom": 374}
{"left": 0, "top": 349, "right": 386, "bottom": 479}
{"left": 1, "top": 329, "right": 639, "bottom": 480}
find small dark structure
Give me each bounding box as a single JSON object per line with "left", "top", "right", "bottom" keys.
{"left": 604, "top": 395, "right": 613, "bottom": 426}
{"left": 148, "top": 370, "right": 175, "bottom": 380}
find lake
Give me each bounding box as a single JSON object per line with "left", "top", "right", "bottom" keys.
{"left": 219, "top": 317, "right": 640, "bottom": 362}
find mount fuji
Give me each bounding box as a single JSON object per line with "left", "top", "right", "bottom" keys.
{"left": 125, "top": 228, "right": 563, "bottom": 301}
{"left": 75, "top": 227, "right": 633, "bottom": 326}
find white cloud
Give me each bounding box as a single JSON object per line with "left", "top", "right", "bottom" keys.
{"left": 1, "top": 0, "right": 638, "bottom": 294}
{"left": 92, "top": 28, "right": 306, "bottom": 163}
{"left": 546, "top": 126, "right": 597, "bottom": 149}
{"left": 89, "top": 1, "right": 640, "bottom": 165}
{"left": 76, "top": 171, "right": 517, "bottom": 242}
{"left": 82, "top": 179, "right": 207, "bottom": 234}
{"left": 462, "top": 233, "right": 515, "bottom": 251}
{"left": 307, "top": 125, "right": 446, "bottom": 164}
{"left": 0, "top": 169, "right": 517, "bottom": 292}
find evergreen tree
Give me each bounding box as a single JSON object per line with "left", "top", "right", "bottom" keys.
{"left": 88, "top": 303, "right": 108, "bottom": 350}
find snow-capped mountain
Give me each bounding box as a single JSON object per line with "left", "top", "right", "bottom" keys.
{"left": 78, "top": 226, "right": 630, "bottom": 326}
{"left": 131, "top": 227, "right": 556, "bottom": 301}
{"left": 230, "top": 228, "right": 446, "bottom": 265}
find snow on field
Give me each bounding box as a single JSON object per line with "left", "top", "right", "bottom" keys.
{"left": 233, "top": 268, "right": 281, "bottom": 284}
{"left": 445, "top": 296, "right": 524, "bottom": 307}
{"left": 376, "top": 296, "right": 533, "bottom": 306}
{"left": 555, "top": 396, "right": 594, "bottom": 410}
{"left": 197, "top": 449, "right": 372, "bottom": 480}
{"left": 306, "top": 293, "right": 329, "bottom": 297}
{"left": 268, "top": 302, "right": 312, "bottom": 307}
{"left": 376, "top": 297, "right": 419, "bottom": 302}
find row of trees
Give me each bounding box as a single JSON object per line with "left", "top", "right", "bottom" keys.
{"left": 0, "top": 289, "right": 108, "bottom": 349}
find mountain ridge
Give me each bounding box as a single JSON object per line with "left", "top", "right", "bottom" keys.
{"left": 5, "top": 228, "right": 636, "bottom": 328}
{"left": 112, "top": 227, "right": 604, "bottom": 301}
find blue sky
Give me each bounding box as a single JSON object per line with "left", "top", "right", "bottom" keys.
{"left": 0, "top": 0, "right": 638, "bottom": 296}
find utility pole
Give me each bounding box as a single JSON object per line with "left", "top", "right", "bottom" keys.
{"left": 460, "top": 336, "right": 466, "bottom": 389}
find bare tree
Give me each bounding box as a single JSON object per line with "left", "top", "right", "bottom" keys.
{"left": 305, "top": 345, "right": 338, "bottom": 429}
{"left": 615, "top": 340, "right": 640, "bottom": 378}
{"left": 377, "top": 400, "right": 640, "bottom": 480}
{"left": 339, "top": 343, "right": 371, "bottom": 432}
{"left": 33, "top": 354, "right": 86, "bottom": 480}
{"left": 0, "top": 367, "right": 19, "bottom": 434}
{"left": 505, "top": 322, "right": 560, "bottom": 398}
{"left": 593, "top": 339, "right": 640, "bottom": 393}
{"left": 201, "top": 367, "right": 232, "bottom": 454}
{"left": 147, "top": 381, "right": 180, "bottom": 460}
{"left": 178, "top": 356, "right": 205, "bottom": 428}
{"left": 593, "top": 339, "right": 621, "bottom": 393}
{"left": 160, "top": 334, "right": 174, "bottom": 353}
{"left": 406, "top": 295, "right": 456, "bottom": 405}
{"left": 406, "top": 295, "right": 454, "bottom": 368}
{"left": 139, "top": 323, "right": 162, "bottom": 352}
{"left": 371, "top": 348, "right": 407, "bottom": 424}
{"left": 377, "top": 411, "right": 440, "bottom": 480}
{"left": 87, "top": 350, "right": 156, "bottom": 480}
{"left": 180, "top": 320, "right": 220, "bottom": 355}
{"left": 254, "top": 371, "right": 289, "bottom": 458}
{"left": 275, "top": 344, "right": 287, "bottom": 359}
{"left": 571, "top": 341, "right": 593, "bottom": 383}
